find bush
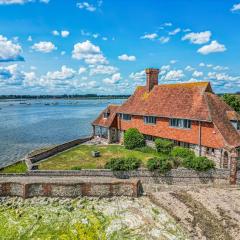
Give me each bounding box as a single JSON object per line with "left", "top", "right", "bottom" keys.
{"left": 155, "top": 138, "right": 174, "bottom": 154}
{"left": 183, "top": 156, "right": 215, "bottom": 171}
{"left": 124, "top": 128, "right": 145, "bottom": 149}
{"left": 147, "top": 157, "right": 173, "bottom": 173}
{"left": 171, "top": 147, "right": 195, "bottom": 160}
{"left": 71, "top": 166, "right": 82, "bottom": 170}
{"left": 105, "top": 157, "right": 141, "bottom": 171}
{"left": 134, "top": 146, "right": 156, "bottom": 154}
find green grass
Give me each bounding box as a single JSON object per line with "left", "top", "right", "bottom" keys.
{"left": 0, "top": 161, "right": 27, "bottom": 173}
{"left": 39, "top": 144, "right": 161, "bottom": 170}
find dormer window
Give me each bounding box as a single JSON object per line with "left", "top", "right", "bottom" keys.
{"left": 170, "top": 118, "right": 191, "bottom": 129}
{"left": 231, "top": 120, "right": 240, "bottom": 130}
{"left": 103, "top": 112, "right": 110, "bottom": 119}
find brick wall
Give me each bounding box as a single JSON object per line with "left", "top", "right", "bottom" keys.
{"left": 0, "top": 179, "right": 140, "bottom": 198}
{"left": 118, "top": 115, "right": 225, "bottom": 149}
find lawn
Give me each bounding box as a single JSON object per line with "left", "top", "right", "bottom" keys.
{"left": 0, "top": 161, "right": 27, "bottom": 173}
{"left": 38, "top": 144, "right": 159, "bottom": 170}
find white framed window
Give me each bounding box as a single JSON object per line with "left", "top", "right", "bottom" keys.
{"left": 120, "top": 114, "right": 131, "bottom": 121}
{"left": 144, "top": 116, "right": 156, "bottom": 124}
{"left": 169, "top": 118, "right": 191, "bottom": 129}
{"left": 103, "top": 112, "right": 110, "bottom": 119}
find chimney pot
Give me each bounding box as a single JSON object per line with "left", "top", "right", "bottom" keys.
{"left": 145, "top": 68, "right": 160, "bottom": 92}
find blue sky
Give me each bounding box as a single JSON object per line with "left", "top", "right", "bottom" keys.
{"left": 0, "top": 0, "right": 240, "bottom": 95}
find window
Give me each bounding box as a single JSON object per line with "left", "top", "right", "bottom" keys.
{"left": 103, "top": 112, "right": 110, "bottom": 119}
{"left": 231, "top": 120, "right": 240, "bottom": 130}
{"left": 169, "top": 118, "right": 191, "bottom": 129}
{"left": 144, "top": 116, "right": 156, "bottom": 124}
{"left": 120, "top": 114, "right": 131, "bottom": 121}
{"left": 206, "top": 147, "right": 215, "bottom": 156}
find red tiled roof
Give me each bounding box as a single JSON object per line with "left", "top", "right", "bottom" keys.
{"left": 92, "top": 105, "right": 119, "bottom": 128}
{"left": 118, "top": 82, "right": 212, "bottom": 121}
{"left": 205, "top": 93, "right": 240, "bottom": 148}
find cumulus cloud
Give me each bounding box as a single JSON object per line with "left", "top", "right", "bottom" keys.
{"left": 197, "top": 40, "right": 226, "bottom": 55}
{"left": 129, "top": 70, "right": 145, "bottom": 81}
{"left": 185, "top": 65, "right": 195, "bottom": 71}
{"left": 140, "top": 33, "right": 158, "bottom": 40}
{"left": 231, "top": 3, "right": 240, "bottom": 12}
{"left": 89, "top": 65, "right": 118, "bottom": 75}
{"left": 0, "top": 35, "right": 24, "bottom": 62}
{"left": 76, "top": 2, "right": 96, "bottom": 11}
{"left": 0, "top": 0, "right": 49, "bottom": 4}
{"left": 78, "top": 67, "right": 87, "bottom": 74}
{"left": 32, "top": 41, "right": 57, "bottom": 53}
{"left": 27, "top": 36, "right": 32, "bottom": 42}
{"left": 163, "top": 70, "right": 184, "bottom": 81}
{"left": 52, "top": 30, "right": 60, "bottom": 36}
{"left": 0, "top": 64, "right": 25, "bottom": 85}
{"left": 118, "top": 54, "right": 136, "bottom": 61}
{"left": 182, "top": 31, "right": 211, "bottom": 44}
{"left": 103, "top": 73, "right": 121, "bottom": 84}
{"left": 45, "top": 65, "right": 75, "bottom": 80}
{"left": 61, "top": 30, "right": 70, "bottom": 38}
{"left": 192, "top": 70, "right": 203, "bottom": 78}
{"left": 72, "top": 40, "right": 108, "bottom": 64}
{"left": 169, "top": 28, "right": 181, "bottom": 35}
{"left": 159, "top": 36, "right": 170, "bottom": 44}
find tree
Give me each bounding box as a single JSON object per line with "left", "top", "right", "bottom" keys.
{"left": 222, "top": 94, "right": 240, "bottom": 113}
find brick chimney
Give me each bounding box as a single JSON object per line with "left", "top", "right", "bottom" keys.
{"left": 145, "top": 68, "right": 160, "bottom": 92}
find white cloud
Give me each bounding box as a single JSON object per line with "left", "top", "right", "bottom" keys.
{"left": 207, "top": 72, "right": 239, "bottom": 81}
{"left": 161, "top": 65, "right": 171, "bottom": 71}
{"left": 27, "top": 35, "right": 32, "bottom": 42}
{"left": 163, "top": 22, "right": 172, "bottom": 27}
{"left": 102, "top": 37, "right": 108, "bottom": 41}
{"left": 140, "top": 33, "right": 158, "bottom": 40}
{"left": 45, "top": 65, "right": 75, "bottom": 80}
{"left": 61, "top": 30, "right": 70, "bottom": 38}
{"left": 199, "top": 62, "right": 205, "bottom": 67}
{"left": 0, "top": 0, "right": 49, "bottom": 4}
{"left": 0, "top": 64, "right": 25, "bottom": 85}
{"left": 89, "top": 65, "right": 118, "bottom": 75}
{"left": 32, "top": 41, "right": 57, "bottom": 53}
{"left": 231, "top": 3, "right": 240, "bottom": 12}
{"left": 0, "top": 35, "right": 24, "bottom": 62}
{"left": 163, "top": 70, "right": 184, "bottom": 81}
{"left": 72, "top": 40, "right": 108, "bottom": 64}
{"left": 129, "top": 70, "right": 145, "bottom": 81}
{"left": 169, "top": 28, "right": 181, "bottom": 35}
{"left": 78, "top": 67, "right": 87, "bottom": 74}
{"left": 192, "top": 70, "right": 203, "bottom": 78}
{"left": 60, "top": 51, "right": 66, "bottom": 56}
{"left": 182, "top": 31, "right": 211, "bottom": 44}
{"left": 76, "top": 2, "right": 96, "bottom": 11}
{"left": 159, "top": 36, "right": 170, "bottom": 44}
{"left": 118, "top": 54, "right": 136, "bottom": 61}
{"left": 103, "top": 73, "right": 121, "bottom": 84}
{"left": 213, "top": 65, "right": 229, "bottom": 71}
{"left": 52, "top": 30, "right": 59, "bottom": 36}
{"left": 185, "top": 65, "right": 194, "bottom": 71}
{"left": 170, "top": 60, "right": 177, "bottom": 64}
{"left": 197, "top": 40, "right": 226, "bottom": 55}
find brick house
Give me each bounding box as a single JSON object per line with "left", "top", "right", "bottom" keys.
{"left": 92, "top": 68, "right": 240, "bottom": 170}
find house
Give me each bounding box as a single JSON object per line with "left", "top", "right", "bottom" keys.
{"left": 92, "top": 68, "right": 240, "bottom": 169}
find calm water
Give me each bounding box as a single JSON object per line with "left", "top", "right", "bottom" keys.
{"left": 0, "top": 99, "right": 124, "bottom": 166}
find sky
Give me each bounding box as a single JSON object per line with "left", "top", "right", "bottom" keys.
{"left": 0, "top": 0, "right": 240, "bottom": 95}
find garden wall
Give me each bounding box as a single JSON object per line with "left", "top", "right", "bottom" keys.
{"left": 28, "top": 168, "right": 230, "bottom": 185}
{"left": 0, "top": 178, "right": 140, "bottom": 198}
{"left": 26, "top": 136, "right": 92, "bottom": 170}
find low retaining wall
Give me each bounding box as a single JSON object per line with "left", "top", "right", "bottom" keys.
{"left": 0, "top": 178, "right": 141, "bottom": 198}
{"left": 28, "top": 168, "right": 230, "bottom": 185}
{"left": 26, "top": 136, "right": 92, "bottom": 170}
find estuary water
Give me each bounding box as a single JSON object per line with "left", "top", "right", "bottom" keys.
{"left": 0, "top": 99, "right": 124, "bottom": 166}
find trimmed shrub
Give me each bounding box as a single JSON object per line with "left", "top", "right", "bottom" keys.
{"left": 147, "top": 157, "right": 173, "bottom": 173}
{"left": 155, "top": 138, "right": 174, "bottom": 154}
{"left": 183, "top": 156, "right": 215, "bottom": 171}
{"left": 71, "top": 166, "right": 82, "bottom": 170}
{"left": 134, "top": 146, "right": 157, "bottom": 154}
{"left": 171, "top": 147, "right": 195, "bottom": 160}
{"left": 105, "top": 157, "right": 141, "bottom": 171}
{"left": 124, "top": 128, "right": 145, "bottom": 149}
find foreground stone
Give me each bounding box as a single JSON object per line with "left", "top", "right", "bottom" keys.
{"left": 0, "top": 196, "right": 187, "bottom": 239}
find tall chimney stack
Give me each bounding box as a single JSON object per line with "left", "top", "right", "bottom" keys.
{"left": 145, "top": 68, "right": 160, "bottom": 92}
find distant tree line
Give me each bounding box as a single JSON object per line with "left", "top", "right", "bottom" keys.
{"left": 222, "top": 94, "right": 240, "bottom": 112}
{"left": 0, "top": 94, "right": 130, "bottom": 100}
